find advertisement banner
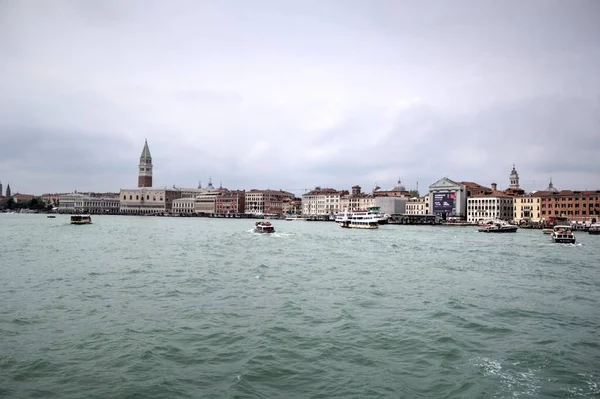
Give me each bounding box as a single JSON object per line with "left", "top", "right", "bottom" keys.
{"left": 433, "top": 192, "right": 456, "bottom": 214}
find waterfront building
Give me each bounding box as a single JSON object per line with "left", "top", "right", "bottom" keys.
{"left": 374, "top": 196, "right": 408, "bottom": 215}
{"left": 246, "top": 189, "right": 295, "bottom": 215}
{"left": 428, "top": 177, "right": 467, "bottom": 220}
{"left": 513, "top": 194, "right": 542, "bottom": 223}
{"left": 216, "top": 190, "right": 246, "bottom": 215}
{"left": 11, "top": 193, "right": 35, "bottom": 203}
{"left": 172, "top": 197, "right": 196, "bottom": 215}
{"left": 467, "top": 192, "right": 514, "bottom": 223}
{"left": 301, "top": 187, "right": 349, "bottom": 216}
{"left": 138, "top": 139, "right": 153, "bottom": 188}
{"left": 281, "top": 197, "right": 302, "bottom": 215}
{"left": 405, "top": 195, "right": 429, "bottom": 215}
{"left": 340, "top": 185, "right": 374, "bottom": 211}
{"left": 41, "top": 193, "right": 62, "bottom": 206}
{"left": 194, "top": 189, "right": 225, "bottom": 214}
{"left": 535, "top": 185, "right": 600, "bottom": 222}
{"left": 119, "top": 188, "right": 181, "bottom": 214}
{"left": 58, "top": 193, "right": 120, "bottom": 214}
{"left": 461, "top": 181, "right": 492, "bottom": 197}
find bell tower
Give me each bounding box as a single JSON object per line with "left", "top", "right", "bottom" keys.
{"left": 509, "top": 163, "right": 520, "bottom": 190}
{"left": 138, "top": 139, "right": 153, "bottom": 188}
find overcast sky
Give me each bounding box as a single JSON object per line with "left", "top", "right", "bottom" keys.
{"left": 1, "top": 0, "right": 599, "bottom": 196}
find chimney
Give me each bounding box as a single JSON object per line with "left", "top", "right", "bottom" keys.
{"left": 491, "top": 182, "right": 497, "bottom": 191}
{"left": 352, "top": 185, "right": 361, "bottom": 195}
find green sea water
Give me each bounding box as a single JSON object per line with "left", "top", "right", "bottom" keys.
{"left": 1, "top": 214, "right": 599, "bottom": 398}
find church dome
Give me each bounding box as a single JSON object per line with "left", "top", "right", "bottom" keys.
{"left": 394, "top": 177, "right": 406, "bottom": 192}
{"left": 546, "top": 178, "right": 558, "bottom": 193}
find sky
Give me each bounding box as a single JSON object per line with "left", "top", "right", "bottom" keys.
{"left": 1, "top": 0, "right": 599, "bottom": 196}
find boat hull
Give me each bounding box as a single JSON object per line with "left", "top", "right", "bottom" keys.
{"left": 478, "top": 228, "right": 518, "bottom": 233}
{"left": 589, "top": 230, "right": 600, "bottom": 235}
{"left": 71, "top": 221, "right": 92, "bottom": 225}
{"left": 552, "top": 237, "right": 576, "bottom": 243}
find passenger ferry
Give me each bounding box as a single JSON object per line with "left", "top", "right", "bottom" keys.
{"left": 335, "top": 206, "right": 388, "bottom": 225}
{"left": 338, "top": 208, "right": 379, "bottom": 229}
{"left": 551, "top": 225, "right": 576, "bottom": 244}
{"left": 70, "top": 215, "right": 92, "bottom": 225}
{"left": 588, "top": 223, "right": 600, "bottom": 235}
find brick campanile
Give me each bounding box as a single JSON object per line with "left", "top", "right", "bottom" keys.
{"left": 138, "top": 139, "right": 153, "bottom": 188}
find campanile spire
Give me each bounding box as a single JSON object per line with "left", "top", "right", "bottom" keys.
{"left": 138, "top": 139, "right": 153, "bottom": 188}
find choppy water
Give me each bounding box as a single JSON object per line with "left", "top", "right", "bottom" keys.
{"left": 1, "top": 214, "right": 599, "bottom": 398}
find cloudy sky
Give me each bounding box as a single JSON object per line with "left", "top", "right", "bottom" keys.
{"left": 1, "top": 0, "right": 599, "bottom": 196}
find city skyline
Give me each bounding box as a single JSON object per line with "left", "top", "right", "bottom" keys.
{"left": 1, "top": 0, "right": 599, "bottom": 195}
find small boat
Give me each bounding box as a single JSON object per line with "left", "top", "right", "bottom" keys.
{"left": 70, "top": 214, "right": 92, "bottom": 225}
{"left": 338, "top": 208, "right": 379, "bottom": 229}
{"left": 254, "top": 221, "right": 275, "bottom": 233}
{"left": 551, "top": 225, "right": 576, "bottom": 243}
{"left": 477, "top": 221, "right": 518, "bottom": 233}
{"left": 285, "top": 215, "right": 306, "bottom": 221}
{"left": 47, "top": 215, "right": 56, "bottom": 218}
{"left": 588, "top": 223, "right": 600, "bottom": 235}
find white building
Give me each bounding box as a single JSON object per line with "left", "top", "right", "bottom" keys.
{"left": 58, "top": 193, "right": 120, "bottom": 214}
{"left": 245, "top": 189, "right": 294, "bottom": 215}
{"left": 405, "top": 196, "right": 429, "bottom": 215}
{"left": 374, "top": 196, "right": 407, "bottom": 215}
{"left": 119, "top": 188, "right": 181, "bottom": 214}
{"left": 428, "top": 177, "right": 467, "bottom": 219}
{"left": 467, "top": 193, "right": 514, "bottom": 223}
{"left": 172, "top": 197, "right": 196, "bottom": 215}
{"left": 302, "top": 187, "right": 349, "bottom": 216}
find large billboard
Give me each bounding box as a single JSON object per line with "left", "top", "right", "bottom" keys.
{"left": 433, "top": 192, "right": 456, "bottom": 214}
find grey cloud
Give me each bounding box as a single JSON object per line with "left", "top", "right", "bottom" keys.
{"left": 1, "top": 1, "right": 599, "bottom": 195}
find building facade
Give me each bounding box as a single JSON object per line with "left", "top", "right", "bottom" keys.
{"left": 245, "top": 189, "right": 295, "bottom": 215}
{"left": 428, "top": 177, "right": 467, "bottom": 219}
{"left": 513, "top": 194, "right": 542, "bottom": 223}
{"left": 537, "top": 189, "right": 600, "bottom": 222}
{"left": 281, "top": 197, "right": 302, "bottom": 215}
{"left": 301, "top": 187, "right": 349, "bottom": 216}
{"left": 138, "top": 139, "right": 153, "bottom": 188}
{"left": 374, "top": 196, "right": 408, "bottom": 215}
{"left": 58, "top": 193, "right": 120, "bottom": 214}
{"left": 216, "top": 190, "right": 246, "bottom": 215}
{"left": 172, "top": 197, "right": 196, "bottom": 215}
{"left": 119, "top": 188, "right": 181, "bottom": 214}
{"left": 467, "top": 193, "right": 514, "bottom": 223}
{"left": 405, "top": 195, "right": 429, "bottom": 215}
{"left": 340, "top": 185, "right": 374, "bottom": 211}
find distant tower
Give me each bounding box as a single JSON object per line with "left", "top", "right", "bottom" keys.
{"left": 5, "top": 183, "right": 11, "bottom": 198}
{"left": 0, "top": 181, "right": 3, "bottom": 196}
{"left": 207, "top": 177, "right": 214, "bottom": 190}
{"left": 509, "top": 163, "right": 520, "bottom": 189}
{"left": 198, "top": 180, "right": 202, "bottom": 189}
{"left": 138, "top": 139, "right": 153, "bottom": 188}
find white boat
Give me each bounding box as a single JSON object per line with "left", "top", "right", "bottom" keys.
{"left": 588, "top": 223, "right": 600, "bottom": 235}
{"left": 338, "top": 208, "right": 379, "bottom": 229}
{"left": 335, "top": 206, "right": 388, "bottom": 225}
{"left": 477, "top": 220, "right": 518, "bottom": 233}
{"left": 254, "top": 221, "right": 275, "bottom": 233}
{"left": 285, "top": 215, "right": 306, "bottom": 221}
{"left": 551, "top": 225, "right": 576, "bottom": 243}
{"left": 70, "top": 214, "right": 92, "bottom": 225}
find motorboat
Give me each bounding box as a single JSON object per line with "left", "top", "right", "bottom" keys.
{"left": 477, "top": 220, "right": 518, "bottom": 233}
{"left": 551, "top": 225, "right": 576, "bottom": 243}
{"left": 254, "top": 221, "right": 275, "bottom": 233}
{"left": 70, "top": 214, "right": 92, "bottom": 225}
{"left": 588, "top": 223, "right": 600, "bottom": 235}
{"left": 338, "top": 208, "right": 379, "bottom": 229}
{"left": 335, "top": 206, "right": 388, "bottom": 225}
{"left": 285, "top": 215, "right": 306, "bottom": 221}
